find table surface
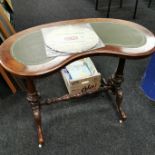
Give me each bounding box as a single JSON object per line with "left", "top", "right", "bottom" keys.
{"left": 0, "top": 18, "right": 155, "bottom": 77}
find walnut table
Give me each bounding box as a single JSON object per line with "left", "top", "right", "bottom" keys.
{"left": 0, "top": 18, "right": 155, "bottom": 147}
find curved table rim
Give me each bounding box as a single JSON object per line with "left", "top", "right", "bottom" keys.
{"left": 0, "top": 18, "right": 155, "bottom": 77}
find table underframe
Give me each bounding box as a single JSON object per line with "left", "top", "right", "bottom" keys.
{"left": 26, "top": 58, "right": 127, "bottom": 147}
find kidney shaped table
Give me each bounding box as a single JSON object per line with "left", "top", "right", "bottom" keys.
{"left": 0, "top": 18, "right": 155, "bottom": 147}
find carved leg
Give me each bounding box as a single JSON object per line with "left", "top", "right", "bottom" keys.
{"left": 107, "top": 58, "right": 127, "bottom": 122}
{"left": 115, "top": 88, "right": 127, "bottom": 123}
{"left": 26, "top": 79, "right": 44, "bottom": 147}
{"left": 113, "top": 58, "right": 127, "bottom": 122}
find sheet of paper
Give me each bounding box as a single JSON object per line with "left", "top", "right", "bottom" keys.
{"left": 41, "top": 24, "right": 105, "bottom": 57}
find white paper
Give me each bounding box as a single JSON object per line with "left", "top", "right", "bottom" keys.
{"left": 41, "top": 24, "right": 105, "bottom": 57}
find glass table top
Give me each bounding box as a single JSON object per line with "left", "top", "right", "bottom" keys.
{"left": 11, "top": 22, "right": 147, "bottom": 65}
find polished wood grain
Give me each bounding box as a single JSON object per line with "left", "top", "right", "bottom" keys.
{"left": 0, "top": 18, "right": 155, "bottom": 77}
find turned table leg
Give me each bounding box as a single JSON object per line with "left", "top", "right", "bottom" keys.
{"left": 107, "top": 58, "right": 127, "bottom": 122}
{"left": 113, "top": 58, "right": 127, "bottom": 122}
{"left": 115, "top": 87, "right": 127, "bottom": 123}
{"left": 26, "top": 78, "right": 44, "bottom": 147}
{"left": 113, "top": 58, "right": 127, "bottom": 123}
